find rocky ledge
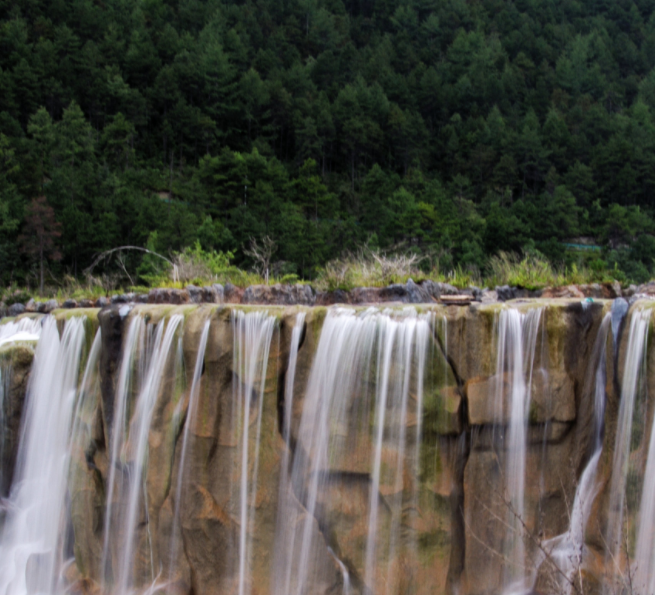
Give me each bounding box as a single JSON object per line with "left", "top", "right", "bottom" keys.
{"left": 2, "top": 278, "right": 653, "bottom": 315}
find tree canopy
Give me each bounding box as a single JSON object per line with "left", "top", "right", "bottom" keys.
{"left": 2, "top": 0, "right": 655, "bottom": 285}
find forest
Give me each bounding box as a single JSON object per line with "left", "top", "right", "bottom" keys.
{"left": 2, "top": 0, "right": 655, "bottom": 289}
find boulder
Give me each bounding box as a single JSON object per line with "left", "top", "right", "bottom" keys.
{"left": 8, "top": 303, "right": 26, "bottom": 316}
{"left": 211, "top": 284, "right": 225, "bottom": 303}
{"left": 315, "top": 289, "right": 351, "bottom": 305}
{"left": 199, "top": 285, "right": 219, "bottom": 303}
{"left": 62, "top": 299, "right": 77, "bottom": 309}
{"left": 223, "top": 283, "right": 243, "bottom": 303}
{"left": 148, "top": 288, "right": 190, "bottom": 304}
{"left": 42, "top": 299, "right": 59, "bottom": 313}
{"left": 78, "top": 299, "right": 95, "bottom": 308}
{"left": 135, "top": 293, "right": 149, "bottom": 303}
{"left": 241, "top": 283, "right": 315, "bottom": 305}
{"left": 25, "top": 299, "right": 38, "bottom": 312}
{"left": 95, "top": 296, "right": 109, "bottom": 308}
{"left": 186, "top": 284, "right": 202, "bottom": 303}
{"left": 110, "top": 293, "right": 135, "bottom": 304}
{"left": 540, "top": 285, "right": 585, "bottom": 299}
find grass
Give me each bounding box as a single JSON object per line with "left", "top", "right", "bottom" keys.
{"left": 0, "top": 249, "right": 630, "bottom": 306}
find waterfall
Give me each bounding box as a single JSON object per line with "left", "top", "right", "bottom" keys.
{"left": 538, "top": 313, "right": 611, "bottom": 593}
{"left": 102, "top": 314, "right": 184, "bottom": 594}
{"left": 0, "top": 316, "right": 98, "bottom": 595}
{"left": 0, "top": 317, "right": 42, "bottom": 346}
{"left": 272, "top": 312, "right": 306, "bottom": 595}
{"left": 275, "top": 307, "right": 432, "bottom": 595}
{"left": 166, "top": 318, "right": 211, "bottom": 583}
{"left": 605, "top": 305, "right": 652, "bottom": 572}
{"left": 231, "top": 310, "right": 276, "bottom": 595}
{"left": 491, "top": 306, "right": 542, "bottom": 593}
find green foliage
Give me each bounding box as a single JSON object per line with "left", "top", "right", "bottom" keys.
{"left": 0, "top": 0, "right": 655, "bottom": 287}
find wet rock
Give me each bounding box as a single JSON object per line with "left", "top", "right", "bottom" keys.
{"left": 147, "top": 288, "right": 190, "bottom": 304}
{"left": 42, "top": 299, "right": 59, "bottom": 313}
{"left": 623, "top": 284, "right": 637, "bottom": 297}
{"left": 199, "top": 285, "right": 219, "bottom": 303}
{"left": 78, "top": 299, "right": 95, "bottom": 308}
{"left": 223, "top": 283, "right": 243, "bottom": 303}
{"left": 350, "top": 287, "right": 383, "bottom": 303}
{"left": 186, "top": 284, "right": 202, "bottom": 303}
{"left": 480, "top": 289, "right": 498, "bottom": 303}
{"left": 110, "top": 293, "right": 135, "bottom": 304}
{"left": 135, "top": 294, "right": 149, "bottom": 303}
{"left": 212, "top": 284, "right": 225, "bottom": 303}
{"left": 25, "top": 299, "right": 38, "bottom": 312}
{"left": 62, "top": 299, "right": 77, "bottom": 309}
{"left": 315, "top": 289, "right": 351, "bottom": 305}
{"left": 0, "top": 344, "right": 35, "bottom": 496}
{"left": 495, "top": 285, "right": 514, "bottom": 301}
{"left": 95, "top": 296, "right": 109, "bottom": 308}
{"left": 242, "top": 283, "right": 316, "bottom": 305}
{"left": 540, "top": 285, "right": 585, "bottom": 299}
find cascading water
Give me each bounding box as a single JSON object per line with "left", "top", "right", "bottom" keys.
{"left": 0, "top": 317, "right": 42, "bottom": 346}
{"left": 102, "top": 314, "right": 184, "bottom": 594}
{"left": 272, "top": 312, "right": 306, "bottom": 594}
{"left": 491, "top": 306, "right": 542, "bottom": 593}
{"left": 0, "top": 316, "right": 98, "bottom": 595}
{"left": 605, "top": 304, "right": 653, "bottom": 577}
{"left": 166, "top": 318, "right": 210, "bottom": 584}
{"left": 536, "top": 312, "right": 611, "bottom": 593}
{"left": 273, "top": 307, "right": 432, "bottom": 595}
{"left": 231, "top": 310, "right": 276, "bottom": 595}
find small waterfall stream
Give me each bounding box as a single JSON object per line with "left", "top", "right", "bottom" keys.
{"left": 231, "top": 310, "right": 276, "bottom": 595}
{"left": 0, "top": 316, "right": 97, "bottom": 595}
{"left": 102, "top": 314, "right": 184, "bottom": 594}
{"left": 538, "top": 313, "right": 611, "bottom": 593}
{"left": 493, "top": 306, "right": 543, "bottom": 593}
{"left": 166, "top": 318, "right": 210, "bottom": 584}
{"left": 606, "top": 305, "right": 653, "bottom": 572}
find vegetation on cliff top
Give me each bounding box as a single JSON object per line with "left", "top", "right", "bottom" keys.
{"left": 2, "top": 0, "right": 655, "bottom": 292}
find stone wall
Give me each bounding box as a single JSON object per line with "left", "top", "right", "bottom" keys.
{"left": 0, "top": 299, "right": 639, "bottom": 594}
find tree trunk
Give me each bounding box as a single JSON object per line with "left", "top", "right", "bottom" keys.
{"left": 39, "top": 246, "right": 44, "bottom": 296}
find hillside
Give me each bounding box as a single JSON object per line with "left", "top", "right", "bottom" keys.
{"left": 2, "top": 0, "right": 655, "bottom": 287}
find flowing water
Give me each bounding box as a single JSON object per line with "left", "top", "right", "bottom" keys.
{"left": 493, "top": 307, "right": 543, "bottom": 593}
{"left": 7, "top": 301, "right": 655, "bottom": 595}
{"left": 605, "top": 305, "right": 653, "bottom": 571}
{"left": 102, "top": 314, "right": 184, "bottom": 594}
{"left": 231, "top": 310, "right": 276, "bottom": 595}
{"left": 538, "top": 313, "right": 611, "bottom": 594}
{"left": 0, "top": 316, "right": 98, "bottom": 595}
{"left": 166, "top": 318, "right": 211, "bottom": 583}
{"left": 273, "top": 307, "right": 432, "bottom": 595}
{"left": 272, "top": 312, "right": 306, "bottom": 595}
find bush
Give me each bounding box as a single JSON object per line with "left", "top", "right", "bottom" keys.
{"left": 314, "top": 248, "right": 422, "bottom": 291}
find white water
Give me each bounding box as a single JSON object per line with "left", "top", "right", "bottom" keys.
{"left": 275, "top": 307, "right": 431, "bottom": 595}
{"left": 102, "top": 314, "right": 183, "bottom": 594}
{"left": 0, "top": 317, "right": 42, "bottom": 346}
{"left": 166, "top": 318, "right": 210, "bottom": 582}
{"left": 539, "top": 313, "right": 611, "bottom": 594}
{"left": 0, "top": 316, "right": 97, "bottom": 595}
{"left": 606, "top": 306, "right": 652, "bottom": 567}
{"left": 494, "top": 307, "right": 542, "bottom": 593}
{"left": 632, "top": 305, "right": 655, "bottom": 592}
{"left": 272, "top": 312, "right": 306, "bottom": 595}
{"left": 232, "top": 310, "right": 276, "bottom": 595}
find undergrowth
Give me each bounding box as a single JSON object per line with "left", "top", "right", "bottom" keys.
{"left": 0, "top": 247, "right": 631, "bottom": 304}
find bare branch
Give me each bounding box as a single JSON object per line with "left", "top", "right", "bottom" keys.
{"left": 84, "top": 246, "right": 174, "bottom": 275}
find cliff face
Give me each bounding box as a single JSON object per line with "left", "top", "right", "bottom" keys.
{"left": 0, "top": 299, "right": 644, "bottom": 595}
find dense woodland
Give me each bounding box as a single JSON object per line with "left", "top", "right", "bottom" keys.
{"left": 2, "top": 0, "right": 655, "bottom": 286}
